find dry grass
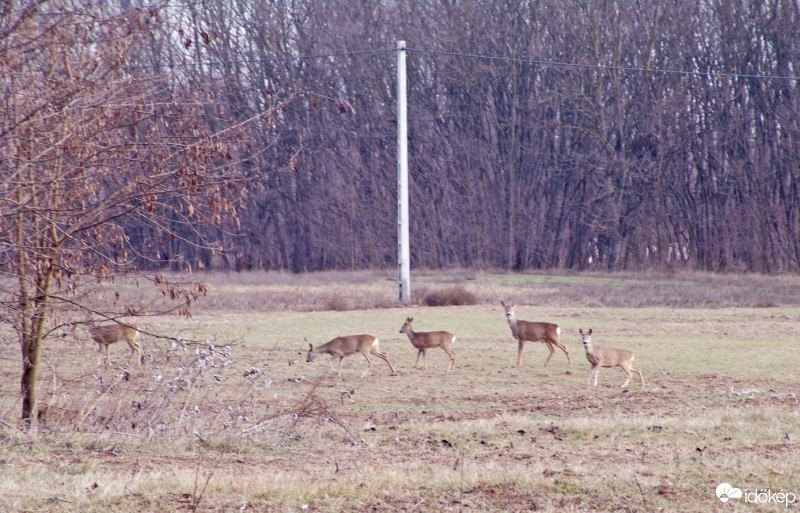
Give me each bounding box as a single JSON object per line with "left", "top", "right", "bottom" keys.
{"left": 185, "top": 269, "right": 800, "bottom": 312}
{"left": 1, "top": 270, "right": 799, "bottom": 511}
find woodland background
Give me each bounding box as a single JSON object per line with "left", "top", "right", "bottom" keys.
{"left": 4, "top": 0, "right": 800, "bottom": 274}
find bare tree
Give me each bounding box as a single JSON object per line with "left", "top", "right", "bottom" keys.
{"left": 0, "top": 2, "right": 296, "bottom": 427}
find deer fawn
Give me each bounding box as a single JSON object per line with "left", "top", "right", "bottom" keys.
{"left": 501, "top": 302, "right": 572, "bottom": 368}
{"left": 88, "top": 322, "right": 141, "bottom": 366}
{"left": 399, "top": 317, "right": 456, "bottom": 371}
{"left": 306, "top": 335, "right": 397, "bottom": 377}
{"left": 579, "top": 329, "right": 645, "bottom": 387}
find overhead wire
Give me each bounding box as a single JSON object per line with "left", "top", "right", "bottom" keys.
{"left": 134, "top": 45, "right": 800, "bottom": 83}
{"left": 407, "top": 47, "right": 800, "bottom": 82}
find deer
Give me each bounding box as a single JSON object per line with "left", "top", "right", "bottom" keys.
{"left": 88, "top": 321, "right": 141, "bottom": 366}
{"left": 579, "top": 328, "right": 645, "bottom": 387}
{"left": 399, "top": 317, "right": 456, "bottom": 371}
{"left": 306, "top": 334, "right": 397, "bottom": 377}
{"left": 501, "top": 301, "right": 572, "bottom": 368}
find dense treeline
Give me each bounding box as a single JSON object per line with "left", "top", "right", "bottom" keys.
{"left": 11, "top": 1, "right": 800, "bottom": 273}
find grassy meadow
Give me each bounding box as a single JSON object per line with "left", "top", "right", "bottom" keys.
{"left": 1, "top": 270, "right": 799, "bottom": 512}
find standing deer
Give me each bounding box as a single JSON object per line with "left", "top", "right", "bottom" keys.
{"left": 88, "top": 322, "right": 141, "bottom": 366}
{"left": 501, "top": 301, "right": 572, "bottom": 368}
{"left": 306, "top": 334, "right": 397, "bottom": 377}
{"left": 579, "top": 329, "right": 645, "bottom": 387}
{"left": 399, "top": 317, "right": 456, "bottom": 371}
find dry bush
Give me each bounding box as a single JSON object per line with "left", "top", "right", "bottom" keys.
{"left": 18, "top": 340, "right": 357, "bottom": 453}
{"left": 416, "top": 285, "right": 477, "bottom": 307}
{"left": 29, "top": 341, "right": 243, "bottom": 442}
{"left": 321, "top": 294, "right": 351, "bottom": 312}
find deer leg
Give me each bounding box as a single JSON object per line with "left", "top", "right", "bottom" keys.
{"left": 590, "top": 365, "right": 600, "bottom": 386}
{"left": 551, "top": 339, "right": 573, "bottom": 366}
{"left": 516, "top": 339, "right": 524, "bottom": 367}
{"left": 633, "top": 366, "right": 645, "bottom": 385}
{"left": 371, "top": 350, "right": 397, "bottom": 374}
{"left": 421, "top": 349, "right": 427, "bottom": 370}
{"left": 618, "top": 364, "right": 633, "bottom": 387}
{"left": 130, "top": 341, "right": 142, "bottom": 366}
{"left": 97, "top": 343, "right": 110, "bottom": 366}
{"left": 414, "top": 349, "right": 423, "bottom": 369}
{"left": 336, "top": 357, "right": 345, "bottom": 377}
{"left": 443, "top": 347, "right": 456, "bottom": 371}
{"left": 542, "top": 341, "right": 556, "bottom": 367}
{"left": 362, "top": 351, "right": 376, "bottom": 365}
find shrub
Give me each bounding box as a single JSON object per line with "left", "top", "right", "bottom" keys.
{"left": 418, "top": 285, "right": 477, "bottom": 306}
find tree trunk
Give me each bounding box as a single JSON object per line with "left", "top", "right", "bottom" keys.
{"left": 20, "top": 334, "right": 41, "bottom": 428}
{"left": 18, "top": 271, "right": 52, "bottom": 428}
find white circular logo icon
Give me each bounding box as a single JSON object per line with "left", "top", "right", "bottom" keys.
{"left": 716, "top": 483, "right": 743, "bottom": 503}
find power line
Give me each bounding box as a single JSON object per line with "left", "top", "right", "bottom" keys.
{"left": 125, "top": 48, "right": 396, "bottom": 71}
{"left": 408, "top": 47, "right": 800, "bottom": 82}
{"left": 128, "top": 45, "right": 800, "bottom": 83}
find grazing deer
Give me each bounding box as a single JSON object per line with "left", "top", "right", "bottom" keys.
{"left": 88, "top": 322, "right": 141, "bottom": 366}
{"left": 306, "top": 335, "right": 397, "bottom": 377}
{"left": 501, "top": 301, "right": 572, "bottom": 368}
{"left": 399, "top": 317, "right": 456, "bottom": 371}
{"left": 579, "top": 329, "right": 645, "bottom": 387}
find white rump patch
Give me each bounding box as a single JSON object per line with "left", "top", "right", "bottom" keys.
{"left": 556, "top": 327, "right": 561, "bottom": 335}
{"left": 372, "top": 338, "right": 380, "bottom": 349}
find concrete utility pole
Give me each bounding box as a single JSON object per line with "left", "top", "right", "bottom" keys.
{"left": 397, "top": 40, "right": 411, "bottom": 302}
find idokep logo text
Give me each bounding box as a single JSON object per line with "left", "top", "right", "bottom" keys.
{"left": 717, "top": 482, "right": 797, "bottom": 507}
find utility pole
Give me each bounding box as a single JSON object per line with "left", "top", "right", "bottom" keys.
{"left": 397, "top": 40, "right": 411, "bottom": 302}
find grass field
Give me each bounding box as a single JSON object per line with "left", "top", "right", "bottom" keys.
{"left": 1, "top": 270, "right": 799, "bottom": 512}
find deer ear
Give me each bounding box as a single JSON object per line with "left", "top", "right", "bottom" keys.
{"left": 409, "top": 317, "right": 414, "bottom": 322}
{"left": 579, "top": 329, "right": 583, "bottom": 335}
{"left": 500, "top": 301, "right": 505, "bottom": 307}
{"left": 588, "top": 329, "right": 592, "bottom": 335}
{"left": 308, "top": 343, "right": 313, "bottom": 351}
